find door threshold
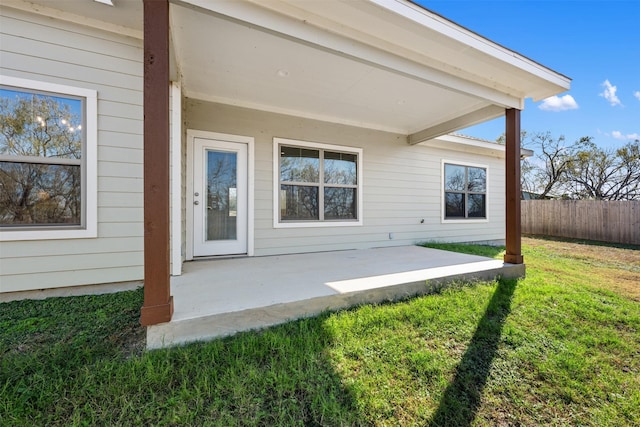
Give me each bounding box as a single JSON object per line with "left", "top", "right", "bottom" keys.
{"left": 191, "top": 254, "right": 249, "bottom": 262}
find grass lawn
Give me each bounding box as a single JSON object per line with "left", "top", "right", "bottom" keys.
{"left": 1, "top": 237, "right": 639, "bottom": 426}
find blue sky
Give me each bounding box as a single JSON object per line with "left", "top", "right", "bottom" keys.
{"left": 418, "top": 0, "right": 640, "bottom": 149}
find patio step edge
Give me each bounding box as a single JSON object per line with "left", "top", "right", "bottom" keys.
{"left": 146, "top": 262, "right": 524, "bottom": 349}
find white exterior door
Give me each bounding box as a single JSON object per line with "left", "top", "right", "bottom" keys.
{"left": 192, "top": 137, "right": 248, "bottom": 256}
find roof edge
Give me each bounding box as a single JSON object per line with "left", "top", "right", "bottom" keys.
{"left": 385, "top": 0, "right": 571, "bottom": 88}
{"left": 428, "top": 133, "right": 534, "bottom": 158}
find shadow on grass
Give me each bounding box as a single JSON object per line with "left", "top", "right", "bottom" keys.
{"left": 0, "top": 290, "right": 362, "bottom": 425}
{"left": 421, "top": 242, "right": 506, "bottom": 259}
{"left": 428, "top": 278, "right": 517, "bottom": 427}
{"left": 3, "top": 281, "right": 519, "bottom": 425}
{"left": 524, "top": 233, "right": 640, "bottom": 251}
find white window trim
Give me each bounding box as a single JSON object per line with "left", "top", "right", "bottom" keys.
{"left": 441, "top": 159, "right": 489, "bottom": 224}
{"left": 0, "top": 76, "right": 97, "bottom": 241}
{"left": 273, "top": 137, "right": 363, "bottom": 228}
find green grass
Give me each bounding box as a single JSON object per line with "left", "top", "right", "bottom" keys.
{"left": 1, "top": 237, "right": 639, "bottom": 426}
{"left": 421, "top": 241, "right": 505, "bottom": 259}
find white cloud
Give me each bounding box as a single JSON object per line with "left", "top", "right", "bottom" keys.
{"left": 612, "top": 130, "right": 640, "bottom": 140}
{"left": 538, "top": 94, "right": 579, "bottom": 111}
{"left": 634, "top": 91, "right": 640, "bottom": 101}
{"left": 600, "top": 80, "right": 622, "bottom": 106}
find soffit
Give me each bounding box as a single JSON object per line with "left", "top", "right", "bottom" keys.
{"left": 243, "top": 0, "right": 569, "bottom": 101}
{"left": 170, "top": 0, "right": 568, "bottom": 136}
{"left": 171, "top": 3, "right": 492, "bottom": 134}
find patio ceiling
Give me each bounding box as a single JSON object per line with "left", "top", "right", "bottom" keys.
{"left": 169, "top": 0, "right": 570, "bottom": 139}
{"left": 170, "top": 3, "right": 494, "bottom": 135}
{"left": 6, "top": 0, "right": 570, "bottom": 140}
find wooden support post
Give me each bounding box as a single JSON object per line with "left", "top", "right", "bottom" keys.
{"left": 140, "top": 0, "right": 173, "bottom": 325}
{"left": 504, "top": 108, "right": 524, "bottom": 264}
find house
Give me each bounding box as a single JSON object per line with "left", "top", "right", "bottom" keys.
{"left": 522, "top": 191, "right": 550, "bottom": 200}
{"left": 0, "top": 1, "right": 569, "bottom": 329}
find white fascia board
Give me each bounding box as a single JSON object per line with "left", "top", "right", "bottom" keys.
{"left": 435, "top": 134, "right": 505, "bottom": 151}
{"left": 521, "top": 148, "right": 534, "bottom": 158}
{"left": 423, "top": 134, "right": 534, "bottom": 159}
{"left": 1, "top": 0, "right": 143, "bottom": 39}
{"left": 423, "top": 134, "right": 506, "bottom": 158}
{"left": 368, "top": 0, "right": 571, "bottom": 91}
{"left": 177, "top": 0, "right": 523, "bottom": 109}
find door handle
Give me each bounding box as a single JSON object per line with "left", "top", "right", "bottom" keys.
{"left": 194, "top": 201, "right": 199, "bottom": 205}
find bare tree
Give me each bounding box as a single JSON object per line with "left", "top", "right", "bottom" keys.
{"left": 566, "top": 139, "right": 640, "bottom": 200}
{"left": 509, "top": 130, "right": 640, "bottom": 201}
{"left": 523, "top": 132, "right": 593, "bottom": 199}
{"left": 497, "top": 130, "right": 550, "bottom": 196}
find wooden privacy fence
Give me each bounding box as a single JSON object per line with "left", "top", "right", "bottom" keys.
{"left": 522, "top": 200, "right": 640, "bottom": 245}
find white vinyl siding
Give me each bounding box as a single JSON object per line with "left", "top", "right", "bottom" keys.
{"left": 0, "top": 7, "right": 144, "bottom": 292}
{"left": 185, "top": 99, "right": 506, "bottom": 257}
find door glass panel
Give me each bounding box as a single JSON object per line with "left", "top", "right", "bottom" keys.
{"left": 206, "top": 150, "right": 237, "bottom": 241}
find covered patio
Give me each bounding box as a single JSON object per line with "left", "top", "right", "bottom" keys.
{"left": 138, "top": 0, "right": 570, "bottom": 330}
{"left": 147, "top": 245, "right": 523, "bottom": 348}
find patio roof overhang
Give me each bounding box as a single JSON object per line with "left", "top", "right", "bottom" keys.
{"left": 8, "top": 0, "right": 570, "bottom": 140}
{"left": 169, "top": 0, "right": 570, "bottom": 142}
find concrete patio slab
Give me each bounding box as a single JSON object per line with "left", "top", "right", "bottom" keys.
{"left": 147, "top": 246, "right": 524, "bottom": 348}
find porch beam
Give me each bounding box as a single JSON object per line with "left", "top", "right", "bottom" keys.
{"left": 504, "top": 108, "right": 524, "bottom": 264}
{"left": 140, "top": 0, "right": 173, "bottom": 326}
{"left": 408, "top": 105, "right": 504, "bottom": 145}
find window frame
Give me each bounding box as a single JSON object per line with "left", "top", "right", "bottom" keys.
{"left": 0, "top": 76, "right": 97, "bottom": 241}
{"left": 273, "top": 138, "right": 363, "bottom": 228}
{"left": 441, "top": 159, "right": 489, "bottom": 223}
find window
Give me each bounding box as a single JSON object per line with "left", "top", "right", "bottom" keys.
{"left": 274, "top": 138, "right": 362, "bottom": 227}
{"left": 0, "top": 76, "right": 97, "bottom": 240}
{"left": 443, "top": 162, "right": 487, "bottom": 220}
